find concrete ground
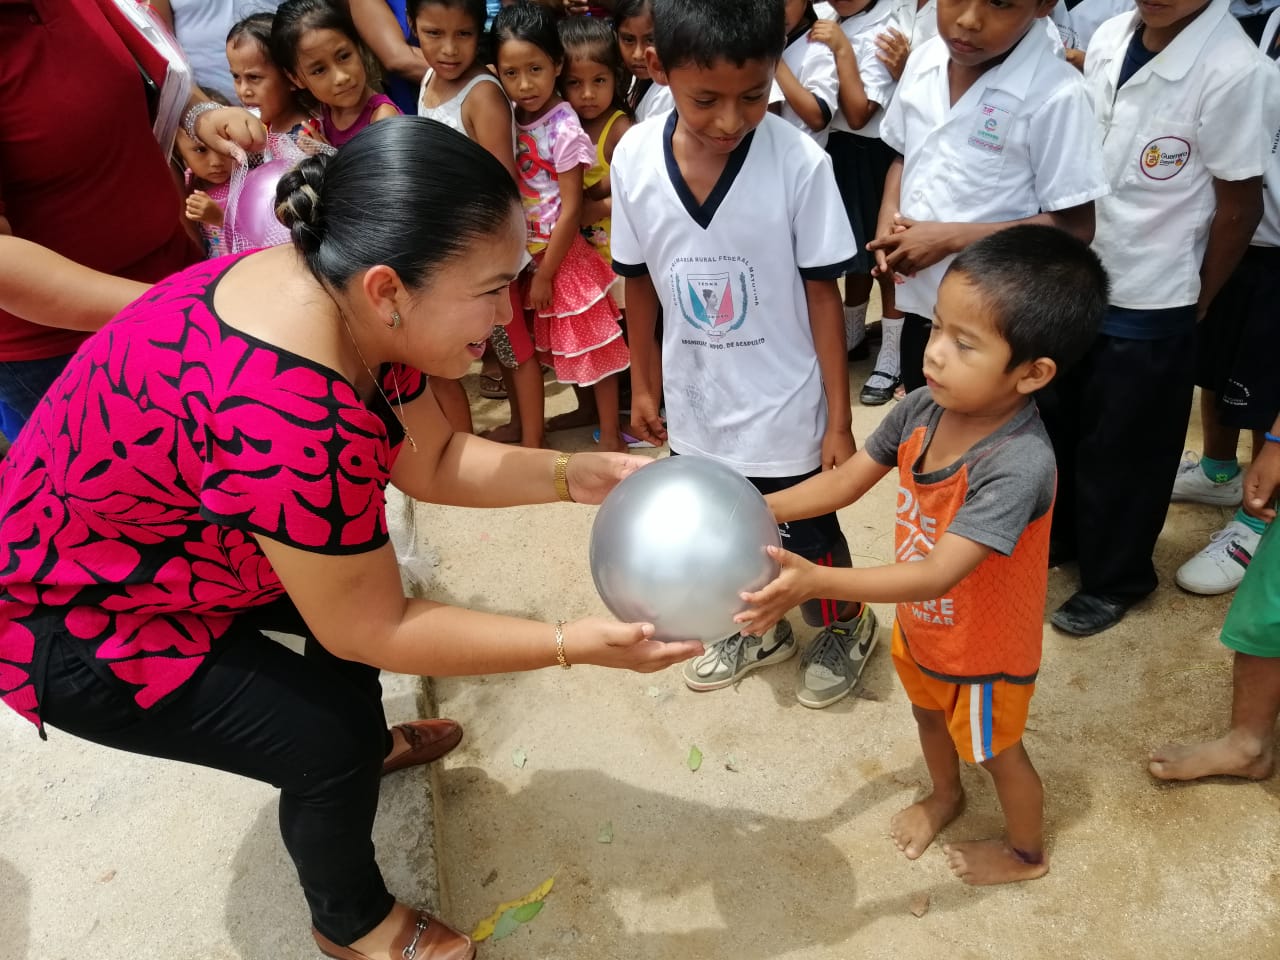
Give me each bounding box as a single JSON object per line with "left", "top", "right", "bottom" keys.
{"left": 2, "top": 349, "right": 1278, "bottom": 959}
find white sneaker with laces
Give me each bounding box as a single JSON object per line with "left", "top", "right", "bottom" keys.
{"left": 1175, "top": 520, "right": 1263, "bottom": 595}
{"left": 1171, "top": 453, "right": 1242, "bottom": 507}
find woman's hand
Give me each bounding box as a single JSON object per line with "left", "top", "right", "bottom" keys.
{"left": 566, "top": 451, "right": 652, "bottom": 504}
{"left": 734, "top": 546, "right": 817, "bottom": 636}
{"left": 562, "top": 617, "right": 703, "bottom": 672}
{"left": 195, "top": 106, "right": 268, "bottom": 160}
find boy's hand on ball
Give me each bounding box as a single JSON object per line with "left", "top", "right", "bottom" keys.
{"left": 735, "top": 546, "right": 814, "bottom": 636}
{"left": 566, "top": 452, "right": 653, "bottom": 505}
{"left": 565, "top": 617, "right": 703, "bottom": 672}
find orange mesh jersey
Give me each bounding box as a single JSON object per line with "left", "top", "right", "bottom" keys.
{"left": 865, "top": 391, "right": 1055, "bottom": 685}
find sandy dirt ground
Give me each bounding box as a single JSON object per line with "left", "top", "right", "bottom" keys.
{"left": 425, "top": 355, "right": 1280, "bottom": 960}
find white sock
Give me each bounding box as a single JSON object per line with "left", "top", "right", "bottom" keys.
{"left": 844, "top": 302, "right": 868, "bottom": 350}
{"left": 864, "top": 315, "right": 904, "bottom": 389}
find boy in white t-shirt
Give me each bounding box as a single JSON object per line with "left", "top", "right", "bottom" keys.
{"left": 1041, "top": 0, "right": 1272, "bottom": 635}
{"left": 869, "top": 0, "right": 1109, "bottom": 397}
{"left": 611, "top": 0, "right": 879, "bottom": 710}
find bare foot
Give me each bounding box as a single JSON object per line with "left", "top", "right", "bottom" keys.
{"left": 889, "top": 790, "right": 965, "bottom": 860}
{"left": 1149, "top": 734, "right": 1273, "bottom": 781}
{"left": 943, "top": 840, "right": 1049, "bottom": 885}
{"left": 546, "top": 407, "right": 598, "bottom": 432}
{"left": 478, "top": 421, "right": 522, "bottom": 444}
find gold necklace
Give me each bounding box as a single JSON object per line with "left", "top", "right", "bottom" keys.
{"left": 338, "top": 308, "right": 419, "bottom": 452}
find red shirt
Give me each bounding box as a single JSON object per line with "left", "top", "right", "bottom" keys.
{"left": 0, "top": 0, "right": 199, "bottom": 362}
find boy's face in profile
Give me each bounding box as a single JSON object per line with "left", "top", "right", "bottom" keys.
{"left": 923, "top": 272, "right": 1031, "bottom": 413}
{"left": 654, "top": 54, "right": 774, "bottom": 155}
{"left": 935, "top": 0, "right": 1054, "bottom": 69}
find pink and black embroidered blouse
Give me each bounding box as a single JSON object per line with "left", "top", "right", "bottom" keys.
{"left": 0, "top": 254, "right": 423, "bottom": 728}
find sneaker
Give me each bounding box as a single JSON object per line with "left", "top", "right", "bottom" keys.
{"left": 1171, "top": 453, "right": 1242, "bottom": 506}
{"left": 1175, "top": 520, "right": 1262, "bottom": 595}
{"left": 682, "top": 619, "right": 796, "bottom": 691}
{"left": 796, "top": 607, "right": 879, "bottom": 709}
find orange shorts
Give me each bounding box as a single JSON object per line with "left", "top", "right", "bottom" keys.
{"left": 891, "top": 621, "right": 1034, "bottom": 764}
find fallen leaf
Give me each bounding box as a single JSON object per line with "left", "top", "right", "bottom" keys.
{"left": 687, "top": 745, "right": 703, "bottom": 772}
{"left": 597, "top": 821, "right": 614, "bottom": 844}
{"left": 98, "top": 869, "right": 116, "bottom": 883}
{"left": 909, "top": 893, "right": 930, "bottom": 918}
{"left": 480, "top": 869, "right": 498, "bottom": 888}
{"left": 512, "top": 748, "right": 527, "bottom": 769}
{"left": 513, "top": 901, "right": 544, "bottom": 922}
{"left": 724, "top": 756, "right": 739, "bottom": 773}
{"left": 471, "top": 876, "right": 556, "bottom": 941}
{"left": 491, "top": 909, "right": 520, "bottom": 941}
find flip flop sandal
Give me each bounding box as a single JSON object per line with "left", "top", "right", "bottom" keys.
{"left": 478, "top": 374, "right": 507, "bottom": 400}
{"left": 594, "top": 428, "right": 656, "bottom": 449}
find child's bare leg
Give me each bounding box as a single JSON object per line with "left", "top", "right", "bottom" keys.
{"left": 546, "top": 384, "right": 597, "bottom": 432}
{"left": 593, "top": 374, "right": 625, "bottom": 452}
{"left": 944, "top": 741, "right": 1048, "bottom": 885}
{"left": 429, "top": 378, "right": 473, "bottom": 435}
{"left": 891, "top": 705, "right": 965, "bottom": 859}
{"left": 1149, "top": 652, "right": 1279, "bottom": 781}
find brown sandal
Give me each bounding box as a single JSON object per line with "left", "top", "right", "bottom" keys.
{"left": 313, "top": 909, "right": 475, "bottom": 960}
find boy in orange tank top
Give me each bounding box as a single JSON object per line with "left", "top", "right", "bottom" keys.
{"left": 737, "top": 225, "right": 1107, "bottom": 885}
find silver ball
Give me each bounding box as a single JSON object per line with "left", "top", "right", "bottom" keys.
{"left": 589, "top": 456, "right": 781, "bottom": 643}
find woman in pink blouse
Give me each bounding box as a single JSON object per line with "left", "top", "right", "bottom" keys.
{"left": 0, "top": 118, "right": 700, "bottom": 960}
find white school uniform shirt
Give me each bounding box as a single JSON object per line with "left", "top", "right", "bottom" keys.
{"left": 894, "top": 0, "right": 938, "bottom": 46}
{"left": 779, "top": 25, "right": 841, "bottom": 146}
{"left": 635, "top": 82, "right": 675, "bottom": 122}
{"left": 1085, "top": 0, "right": 1273, "bottom": 309}
{"left": 1073, "top": 0, "right": 1133, "bottom": 51}
{"left": 878, "top": 26, "right": 1109, "bottom": 318}
{"left": 829, "top": 0, "right": 903, "bottom": 140}
{"left": 1250, "top": 9, "right": 1280, "bottom": 247}
{"left": 609, "top": 113, "right": 858, "bottom": 477}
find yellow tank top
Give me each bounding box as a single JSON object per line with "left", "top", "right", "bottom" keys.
{"left": 582, "top": 110, "right": 625, "bottom": 263}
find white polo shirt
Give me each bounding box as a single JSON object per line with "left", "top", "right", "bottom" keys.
{"left": 1250, "top": 8, "right": 1280, "bottom": 247}
{"left": 1085, "top": 0, "right": 1273, "bottom": 309}
{"left": 1072, "top": 0, "right": 1133, "bottom": 51}
{"left": 779, "top": 24, "right": 841, "bottom": 146}
{"left": 635, "top": 82, "right": 675, "bottom": 123}
{"left": 879, "top": 26, "right": 1109, "bottom": 318}
{"left": 829, "top": 0, "right": 902, "bottom": 140}
{"left": 610, "top": 113, "right": 857, "bottom": 477}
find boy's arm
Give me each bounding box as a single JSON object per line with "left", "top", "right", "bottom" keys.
{"left": 624, "top": 273, "right": 667, "bottom": 445}
{"left": 766, "top": 448, "right": 892, "bottom": 522}
{"left": 868, "top": 202, "right": 1094, "bottom": 277}
{"left": 1197, "top": 176, "right": 1264, "bottom": 321}
{"left": 775, "top": 59, "right": 829, "bottom": 132}
{"left": 0, "top": 236, "right": 149, "bottom": 331}
{"left": 805, "top": 277, "right": 856, "bottom": 469}
{"left": 736, "top": 533, "right": 990, "bottom": 635}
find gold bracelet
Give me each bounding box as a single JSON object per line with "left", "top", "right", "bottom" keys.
{"left": 553, "top": 452, "right": 574, "bottom": 503}
{"left": 554, "top": 619, "right": 571, "bottom": 669}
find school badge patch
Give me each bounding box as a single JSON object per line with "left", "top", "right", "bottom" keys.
{"left": 1139, "top": 136, "right": 1190, "bottom": 180}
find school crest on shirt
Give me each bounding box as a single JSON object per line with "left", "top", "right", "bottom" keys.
{"left": 1139, "top": 136, "right": 1190, "bottom": 180}
{"left": 670, "top": 257, "right": 755, "bottom": 339}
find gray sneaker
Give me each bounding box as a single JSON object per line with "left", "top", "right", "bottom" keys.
{"left": 682, "top": 619, "right": 796, "bottom": 691}
{"left": 796, "top": 607, "right": 879, "bottom": 709}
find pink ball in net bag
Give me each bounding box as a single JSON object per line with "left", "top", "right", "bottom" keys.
{"left": 224, "top": 134, "right": 333, "bottom": 253}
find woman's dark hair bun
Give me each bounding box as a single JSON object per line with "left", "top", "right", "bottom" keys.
{"left": 274, "top": 153, "right": 330, "bottom": 254}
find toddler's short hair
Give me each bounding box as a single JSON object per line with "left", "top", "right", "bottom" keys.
{"left": 948, "top": 225, "right": 1108, "bottom": 373}
{"left": 651, "top": 0, "right": 784, "bottom": 72}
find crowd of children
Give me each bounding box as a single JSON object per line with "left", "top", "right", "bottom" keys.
{"left": 17, "top": 0, "right": 1279, "bottom": 892}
